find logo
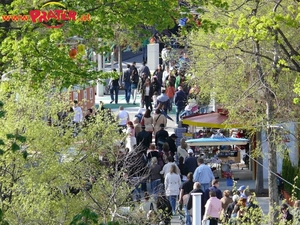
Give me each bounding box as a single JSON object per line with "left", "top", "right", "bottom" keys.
{"left": 1, "top": 2, "right": 90, "bottom": 28}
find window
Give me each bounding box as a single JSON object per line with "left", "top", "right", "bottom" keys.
{"left": 90, "top": 87, "right": 93, "bottom": 99}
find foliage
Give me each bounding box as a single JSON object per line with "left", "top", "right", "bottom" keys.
{"left": 188, "top": 0, "right": 300, "bottom": 223}
{"left": 0, "top": 0, "right": 183, "bottom": 89}
{"left": 0, "top": 78, "right": 153, "bottom": 224}
{"left": 281, "top": 151, "right": 300, "bottom": 200}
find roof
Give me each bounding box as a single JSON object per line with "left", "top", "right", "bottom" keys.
{"left": 182, "top": 112, "right": 240, "bottom": 128}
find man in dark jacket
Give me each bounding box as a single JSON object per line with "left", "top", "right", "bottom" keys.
{"left": 174, "top": 86, "right": 187, "bottom": 124}
{"left": 184, "top": 149, "right": 198, "bottom": 174}
{"left": 122, "top": 64, "right": 131, "bottom": 104}
{"left": 136, "top": 125, "right": 152, "bottom": 153}
{"left": 155, "top": 124, "right": 169, "bottom": 152}
{"left": 187, "top": 182, "right": 205, "bottom": 222}
{"left": 138, "top": 61, "right": 150, "bottom": 78}
{"left": 203, "top": 179, "right": 223, "bottom": 205}
{"left": 166, "top": 133, "right": 178, "bottom": 156}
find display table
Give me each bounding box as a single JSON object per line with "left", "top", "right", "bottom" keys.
{"left": 218, "top": 150, "right": 240, "bottom": 163}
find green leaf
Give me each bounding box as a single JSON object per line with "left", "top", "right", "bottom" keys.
{"left": 16, "top": 135, "right": 26, "bottom": 143}
{"left": 6, "top": 134, "right": 14, "bottom": 139}
{"left": 0, "top": 149, "right": 4, "bottom": 155}
{"left": 22, "top": 151, "right": 28, "bottom": 159}
{"left": 0, "top": 140, "right": 4, "bottom": 145}
{"left": 11, "top": 143, "right": 20, "bottom": 152}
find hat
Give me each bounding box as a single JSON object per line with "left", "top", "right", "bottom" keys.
{"left": 160, "top": 123, "right": 165, "bottom": 128}
{"left": 238, "top": 185, "right": 246, "bottom": 191}
{"left": 170, "top": 134, "right": 178, "bottom": 138}
{"left": 141, "top": 124, "right": 146, "bottom": 129}
{"left": 188, "top": 149, "right": 193, "bottom": 154}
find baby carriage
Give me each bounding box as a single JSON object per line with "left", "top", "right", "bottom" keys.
{"left": 176, "top": 204, "right": 185, "bottom": 225}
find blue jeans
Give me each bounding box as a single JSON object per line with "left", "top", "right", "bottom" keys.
{"left": 110, "top": 86, "right": 119, "bottom": 103}
{"left": 201, "top": 183, "right": 209, "bottom": 192}
{"left": 151, "top": 179, "right": 161, "bottom": 198}
{"left": 184, "top": 205, "right": 192, "bottom": 225}
{"left": 176, "top": 106, "right": 185, "bottom": 124}
{"left": 168, "top": 195, "right": 177, "bottom": 213}
{"left": 124, "top": 82, "right": 131, "bottom": 103}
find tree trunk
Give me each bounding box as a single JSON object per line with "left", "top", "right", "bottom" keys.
{"left": 255, "top": 130, "right": 264, "bottom": 194}
{"left": 266, "top": 100, "right": 279, "bottom": 224}
{"left": 118, "top": 45, "right": 122, "bottom": 73}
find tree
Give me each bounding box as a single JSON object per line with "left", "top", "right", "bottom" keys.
{"left": 188, "top": 0, "right": 300, "bottom": 223}
{"left": 0, "top": 0, "right": 184, "bottom": 88}
{"left": 0, "top": 78, "right": 153, "bottom": 224}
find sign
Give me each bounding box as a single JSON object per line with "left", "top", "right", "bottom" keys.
{"left": 1, "top": 2, "right": 90, "bottom": 28}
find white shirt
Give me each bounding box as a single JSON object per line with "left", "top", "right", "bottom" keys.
{"left": 162, "top": 71, "right": 169, "bottom": 84}
{"left": 73, "top": 106, "right": 83, "bottom": 123}
{"left": 160, "top": 162, "right": 180, "bottom": 178}
{"left": 145, "top": 86, "right": 150, "bottom": 96}
{"left": 117, "top": 110, "right": 129, "bottom": 126}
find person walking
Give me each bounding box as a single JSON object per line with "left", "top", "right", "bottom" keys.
{"left": 203, "top": 190, "right": 222, "bottom": 225}
{"left": 141, "top": 109, "right": 153, "bottom": 137}
{"left": 177, "top": 138, "right": 189, "bottom": 160}
{"left": 204, "top": 179, "right": 223, "bottom": 204}
{"left": 193, "top": 157, "right": 215, "bottom": 192}
{"left": 178, "top": 172, "right": 194, "bottom": 225}
{"left": 136, "top": 125, "right": 152, "bottom": 152}
{"left": 109, "top": 68, "right": 120, "bottom": 104}
{"left": 125, "top": 121, "right": 136, "bottom": 152}
{"left": 187, "top": 182, "right": 205, "bottom": 222}
{"left": 153, "top": 109, "right": 167, "bottom": 135}
{"left": 141, "top": 78, "right": 153, "bottom": 111}
{"left": 157, "top": 90, "right": 170, "bottom": 113}
{"left": 138, "top": 73, "right": 147, "bottom": 108}
{"left": 174, "top": 86, "right": 187, "bottom": 125}
{"left": 155, "top": 124, "right": 169, "bottom": 152}
{"left": 166, "top": 133, "right": 178, "bottom": 157}
{"left": 165, "top": 164, "right": 181, "bottom": 215}
{"left": 220, "top": 190, "right": 233, "bottom": 223}
{"left": 116, "top": 106, "right": 129, "bottom": 132}
{"left": 153, "top": 64, "right": 163, "bottom": 85}
{"left": 138, "top": 60, "right": 150, "bottom": 78}
{"left": 149, "top": 157, "right": 161, "bottom": 199}
{"left": 122, "top": 64, "right": 131, "bottom": 104}
{"left": 226, "top": 194, "right": 239, "bottom": 221}
{"left": 160, "top": 156, "right": 180, "bottom": 179}
{"left": 184, "top": 149, "right": 198, "bottom": 174}
{"left": 130, "top": 61, "right": 139, "bottom": 105}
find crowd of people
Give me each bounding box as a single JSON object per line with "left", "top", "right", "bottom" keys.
{"left": 107, "top": 56, "right": 200, "bottom": 126}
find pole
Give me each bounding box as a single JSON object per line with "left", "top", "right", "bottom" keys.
{"left": 191, "top": 192, "right": 202, "bottom": 225}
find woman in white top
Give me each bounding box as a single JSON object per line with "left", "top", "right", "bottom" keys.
{"left": 125, "top": 121, "right": 136, "bottom": 152}
{"left": 177, "top": 138, "right": 189, "bottom": 160}
{"left": 165, "top": 164, "right": 181, "bottom": 215}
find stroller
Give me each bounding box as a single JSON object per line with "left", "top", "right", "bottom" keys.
{"left": 176, "top": 204, "right": 185, "bottom": 225}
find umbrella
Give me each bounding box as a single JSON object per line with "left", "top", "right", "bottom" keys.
{"left": 186, "top": 136, "right": 249, "bottom": 146}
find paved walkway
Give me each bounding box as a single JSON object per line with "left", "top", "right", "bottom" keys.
{"left": 97, "top": 51, "right": 270, "bottom": 224}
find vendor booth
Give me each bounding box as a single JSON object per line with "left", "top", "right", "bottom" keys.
{"left": 181, "top": 111, "right": 254, "bottom": 180}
